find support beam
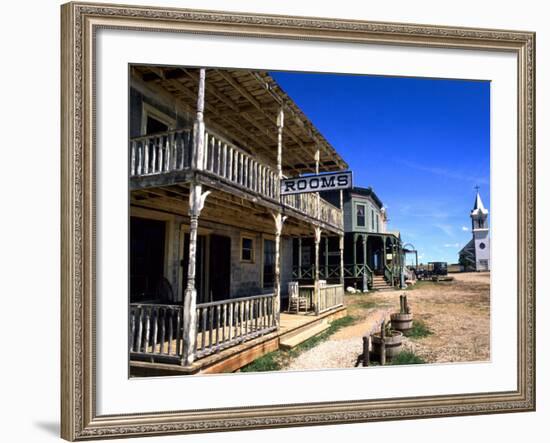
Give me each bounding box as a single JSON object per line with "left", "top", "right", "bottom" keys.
{"left": 182, "top": 183, "right": 210, "bottom": 366}
{"left": 314, "top": 225, "right": 322, "bottom": 315}
{"left": 339, "top": 234, "right": 345, "bottom": 286}
{"left": 277, "top": 107, "right": 284, "bottom": 181}
{"left": 353, "top": 233, "right": 358, "bottom": 277}
{"left": 298, "top": 237, "right": 302, "bottom": 279}
{"left": 363, "top": 235, "right": 369, "bottom": 292}
{"left": 324, "top": 236, "right": 329, "bottom": 280}
{"left": 271, "top": 212, "right": 287, "bottom": 327}
{"left": 191, "top": 68, "right": 206, "bottom": 170}
{"left": 182, "top": 69, "right": 209, "bottom": 366}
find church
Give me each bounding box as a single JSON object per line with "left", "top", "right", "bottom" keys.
{"left": 458, "top": 190, "right": 490, "bottom": 271}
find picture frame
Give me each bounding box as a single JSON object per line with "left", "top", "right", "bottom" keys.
{"left": 60, "top": 1, "right": 536, "bottom": 440}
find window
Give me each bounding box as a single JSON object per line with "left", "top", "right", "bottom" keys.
{"left": 241, "top": 236, "right": 254, "bottom": 262}
{"left": 141, "top": 102, "right": 175, "bottom": 136}
{"left": 263, "top": 239, "right": 275, "bottom": 288}
{"left": 371, "top": 208, "right": 375, "bottom": 230}
{"left": 356, "top": 204, "right": 366, "bottom": 227}
{"left": 479, "top": 242, "right": 486, "bottom": 250}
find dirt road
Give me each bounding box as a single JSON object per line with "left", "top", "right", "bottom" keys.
{"left": 284, "top": 272, "right": 490, "bottom": 371}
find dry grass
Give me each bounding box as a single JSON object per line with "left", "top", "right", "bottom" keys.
{"left": 276, "top": 272, "right": 490, "bottom": 371}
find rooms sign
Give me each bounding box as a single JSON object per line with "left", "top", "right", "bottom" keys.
{"left": 280, "top": 171, "right": 352, "bottom": 195}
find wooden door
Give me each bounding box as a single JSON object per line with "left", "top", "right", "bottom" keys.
{"left": 208, "top": 235, "right": 231, "bottom": 301}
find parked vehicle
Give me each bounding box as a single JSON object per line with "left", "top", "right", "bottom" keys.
{"left": 429, "top": 261, "right": 448, "bottom": 276}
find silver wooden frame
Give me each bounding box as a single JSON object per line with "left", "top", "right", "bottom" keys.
{"left": 61, "top": 2, "right": 536, "bottom": 440}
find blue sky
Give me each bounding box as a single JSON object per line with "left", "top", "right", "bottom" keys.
{"left": 270, "top": 71, "right": 490, "bottom": 265}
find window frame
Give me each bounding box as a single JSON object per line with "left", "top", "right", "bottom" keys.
{"left": 356, "top": 203, "right": 366, "bottom": 227}
{"left": 240, "top": 235, "right": 255, "bottom": 263}
{"left": 141, "top": 102, "right": 176, "bottom": 136}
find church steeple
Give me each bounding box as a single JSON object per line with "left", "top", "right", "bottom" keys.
{"left": 471, "top": 189, "right": 488, "bottom": 230}
{"left": 460, "top": 188, "right": 490, "bottom": 272}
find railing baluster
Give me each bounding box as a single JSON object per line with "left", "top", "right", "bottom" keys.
{"left": 167, "top": 310, "right": 173, "bottom": 355}
{"left": 151, "top": 307, "right": 158, "bottom": 354}
{"left": 239, "top": 301, "right": 244, "bottom": 339}
{"left": 144, "top": 307, "right": 151, "bottom": 353}
{"left": 208, "top": 306, "right": 214, "bottom": 351}
{"left": 228, "top": 302, "right": 234, "bottom": 342}
{"left": 136, "top": 307, "right": 143, "bottom": 352}
{"left": 130, "top": 308, "right": 136, "bottom": 352}
{"left": 176, "top": 308, "right": 182, "bottom": 356}
{"left": 159, "top": 308, "right": 166, "bottom": 354}
{"left": 201, "top": 307, "right": 207, "bottom": 352}
{"left": 222, "top": 304, "right": 227, "bottom": 344}
{"left": 216, "top": 305, "right": 221, "bottom": 350}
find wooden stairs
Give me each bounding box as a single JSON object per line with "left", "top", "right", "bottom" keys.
{"left": 279, "top": 320, "right": 330, "bottom": 350}
{"left": 371, "top": 275, "right": 394, "bottom": 291}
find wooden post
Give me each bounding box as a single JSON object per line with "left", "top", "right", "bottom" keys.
{"left": 192, "top": 68, "right": 206, "bottom": 171}
{"left": 276, "top": 107, "right": 284, "bottom": 181}
{"left": 298, "top": 237, "right": 303, "bottom": 279}
{"left": 383, "top": 235, "right": 387, "bottom": 267}
{"left": 362, "top": 336, "right": 370, "bottom": 367}
{"left": 380, "top": 320, "right": 386, "bottom": 366}
{"left": 182, "top": 183, "right": 210, "bottom": 366}
{"left": 315, "top": 149, "right": 320, "bottom": 217}
{"left": 324, "top": 236, "right": 329, "bottom": 280}
{"left": 353, "top": 233, "right": 358, "bottom": 278}
{"left": 339, "top": 189, "right": 345, "bottom": 286}
{"left": 182, "top": 69, "right": 209, "bottom": 366}
{"left": 339, "top": 234, "right": 344, "bottom": 287}
{"left": 314, "top": 225, "right": 322, "bottom": 315}
{"left": 272, "top": 212, "right": 287, "bottom": 327}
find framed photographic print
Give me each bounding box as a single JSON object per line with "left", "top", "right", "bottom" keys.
{"left": 60, "top": 1, "right": 536, "bottom": 440}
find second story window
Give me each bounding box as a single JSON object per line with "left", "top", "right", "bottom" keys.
{"left": 356, "top": 204, "right": 366, "bottom": 227}
{"left": 371, "top": 209, "right": 375, "bottom": 230}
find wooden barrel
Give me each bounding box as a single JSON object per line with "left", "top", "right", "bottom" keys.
{"left": 390, "top": 313, "right": 413, "bottom": 332}
{"left": 371, "top": 331, "right": 403, "bottom": 359}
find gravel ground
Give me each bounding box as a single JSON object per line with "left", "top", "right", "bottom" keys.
{"left": 283, "top": 272, "right": 490, "bottom": 371}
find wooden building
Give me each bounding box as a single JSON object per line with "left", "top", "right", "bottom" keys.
{"left": 315, "top": 187, "right": 404, "bottom": 291}
{"left": 128, "top": 66, "right": 348, "bottom": 372}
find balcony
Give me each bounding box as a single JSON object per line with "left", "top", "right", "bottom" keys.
{"left": 130, "top": 127, "right": 343, "bottom": 232}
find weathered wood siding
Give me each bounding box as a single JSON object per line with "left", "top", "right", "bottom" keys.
{"left": 131, "top": 206, "right": 292, "bottom": 304}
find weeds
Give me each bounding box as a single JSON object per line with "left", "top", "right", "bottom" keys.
{"left": 390, "top": 351, "right": 426, "bottom": 365}
{"left": 403, "top": 320, "right": 433, "bottom": 339}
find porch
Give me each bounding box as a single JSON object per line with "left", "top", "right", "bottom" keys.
{"left": 129, "top": 296, "right": 346, "bottom": 375}
{"left": 290, "top": 232, "right": 405, "bottom": 291}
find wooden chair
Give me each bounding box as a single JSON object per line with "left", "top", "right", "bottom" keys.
{"left": 287, "top": 282, "right": 308, "bottom": 314}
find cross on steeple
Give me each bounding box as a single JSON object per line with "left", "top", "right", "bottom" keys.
{"left": 474, "top": 185, "right": 480, "bottom": 193}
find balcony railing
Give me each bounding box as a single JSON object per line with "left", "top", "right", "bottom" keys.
{"left": 130, "top": 128, "right": 343, "bottom": 230}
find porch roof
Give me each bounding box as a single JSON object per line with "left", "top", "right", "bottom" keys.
{"left": 131, "top": 66, "right": 348, "bottom": 176}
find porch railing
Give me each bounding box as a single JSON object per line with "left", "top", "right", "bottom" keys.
{"left": 129, "top": 293, "right": 277, "bottom": 364}
{"left": 129, "top": 303, "right": 182, "bottom": 363}
{"left": 318, "top": 283, "right": 345, "bottom": 314}
{"left": 130, "top": 128, "right": 343, "bottom": 230}
{"left": 195, "top": 293, "right": 277, "bottom": 359}
{"left": 297, "top": 283, "right": 345, "bottom": 315}
{"left": 292, "top": 264, "right": 373, "bottom": 285}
